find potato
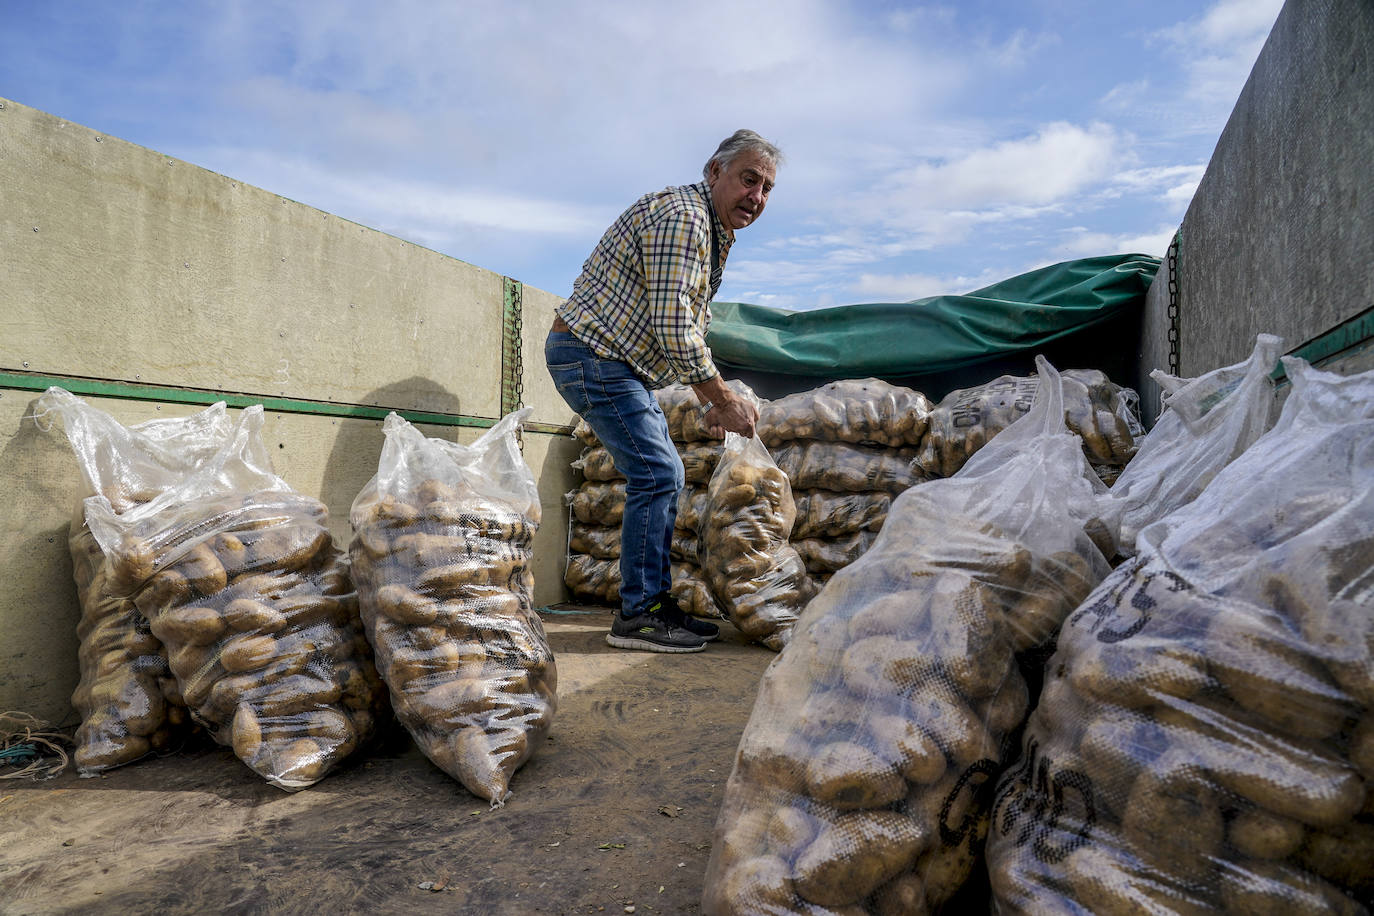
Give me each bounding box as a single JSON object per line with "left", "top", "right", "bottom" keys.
{"left": 718, "top": 854, "right": 798, "bottom": 912}
{"left": 1227, "top": 806, "right": 1306, "bottom": 860}
{"left": 1061, "top": 844, "right": 1211, "bottom": 916}
{"left": 222, "top": 598, "right": 288, "bottom": 634}
{"left": 805, "top": 740, "right": 907, "bottom": 810}
{"left": 1297, "top": 819, "right": 1374, "bottom": 898}
{"left": 150, "top": 604, "right": 225, "bottom": 647}
{"left": 763, "top": 805, "right": 818, "bottom": 862}
{"left": 1120, "top": 749, "right": 1224, "bottom": 880}
{"left": 232, "top": 704, "right": 264, "bottom": 760}
{"left": 171, "top": 543, "right": 228, "bottom": 597}
{"left": 220, "top": 634, "right": 278, "bottom": 673}
{"left": 866, "top": 713, "right": 945, "bottom": 786}
{"left": 793, "top": 810, "right": 924, "bottom": 907}
{"left": 1217, "top": 858, "right": 1366, "bottom": 916}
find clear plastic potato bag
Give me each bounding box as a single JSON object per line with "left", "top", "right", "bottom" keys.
{"left": 37, "top": 388, "right": 235, "bottom": 774}
{"left": 69, "top": 403, "right": 385, "bottom": 791}
{"left": 1105, "top": 333, "right": 1282, "bottom": 557}
{"left": 349, "top": 410, "right": 555, "bottom": 806}
{"left": 702, "top": 357, "right": 1113, "bottom": 915}
{"left": 699, "top": 432, "right": 816, "bottom": 651}
{"left": 986, "top": 358, "right": 1374, "bottom": 915}
{"left": 758, "top": 378, "right": 933, "bottom": 448}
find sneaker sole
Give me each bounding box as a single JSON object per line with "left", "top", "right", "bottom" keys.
{"left": 605, "top": 633, "right": 707, "bottom": 653}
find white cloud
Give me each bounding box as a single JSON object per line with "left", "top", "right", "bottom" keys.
{"left": 876, "top": 122, "right": 1122, "bottom": 216}
{"left": 853, "top": 267, "right": 1010, "bottom": 302}
{"left": 1053, "top": 225, "right": 1177, "bottom": 260}
{"left": 1156, "top": 0, "right": 1284, "bottom": 107}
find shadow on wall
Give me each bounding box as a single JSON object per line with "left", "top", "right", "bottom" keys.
{"left": 317, "top": 376, "right": 467, "bottom": 529}
{"left": 0, "top": 396, "right": 84, "bottom": 726}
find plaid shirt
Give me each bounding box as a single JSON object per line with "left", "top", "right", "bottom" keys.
{"left": 558, "top": 181, "right": 734, "bottom": 390}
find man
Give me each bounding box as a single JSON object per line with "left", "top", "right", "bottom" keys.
{"left": 545, "top": 129, "right": 781, "bottom": 653}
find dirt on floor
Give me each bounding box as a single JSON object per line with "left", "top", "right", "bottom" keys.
{"left": 0, "top": 605, "right": 777, "bottom": 916}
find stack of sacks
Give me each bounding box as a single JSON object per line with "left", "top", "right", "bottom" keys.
{"left": 987, "top": 358, "right": 1374, "bottom": 914}
{"left": 760, "top": 379, "right": 933, "bottom": 585}
{"left": 563, "top": 382, "right": 757, "bottom": 619}
{"left": 63, "top": 399, "right": 387, "bottom": 791}
{"left": 702, "top": 358, "right": 1114, "bottom": 915}
{"left": 39, "top": 390, "right": 236, "bottom": 775}
{"left": 350, "top": 410, "right": 555, "bottom": 807}
{"left": 917, "top": 369, "right": 1141, "bottom": 486}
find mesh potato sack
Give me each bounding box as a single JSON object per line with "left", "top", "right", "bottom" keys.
{"left": 573, "top": 380, "right": 757, "bottom": 446}
{"left": 774, "top": 441, "right": 927, "bottom": 496}
{"left": 1105, "top": 333, "right": 1281, "bottom": 558}
{"left": 758, "top": 378, "right": 933, "bottom": 448}
{"left": 917, "top": 369, "right": 1139, "bottom": 482}
{"left": 350, "top": 409, "right": 554, "bottom": 806}
{"left": 987, "top": 358, "right": 1374, "bottom": 914}
{"left": 791, "top": 490, "right": 891, "bottom": 540}
{"left": 574, "top": 443, "right": 722, "bottom": 485}
{"left": 699, "top": 433, "right": 816, "bottom": 651}
{"left": 37, "top": 389, "right": 237, "bottom": 774}
{"left": 702, "top": 358, "right": 1112, "bottom": 916}
{"left": 78, "top": 406, "right": 385, "bottom": 791}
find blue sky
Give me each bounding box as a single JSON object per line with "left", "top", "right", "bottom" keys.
{"left": 1, "top": 0, "right": 1283, "bottom": 310}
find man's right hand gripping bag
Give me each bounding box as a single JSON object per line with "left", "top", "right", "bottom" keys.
{"left": 986, "top": 358, "right": 1374, "bottom": 915}
{"left": 701, "top": 357, "right": 1113, "bottom": 915}
{"left": 349, "top": 410, "right": 556, "bottom": 806}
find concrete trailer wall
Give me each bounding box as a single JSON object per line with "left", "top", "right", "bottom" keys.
{"left": 1136, "top": 0, "right": 1374, "bottom": 422}
{"left": 0, "top": 97, "right": 580, "bottom": 724}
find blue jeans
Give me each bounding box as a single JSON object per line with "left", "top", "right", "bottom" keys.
{"left": 545, "top": 330, "right": 684, "bottom": 616}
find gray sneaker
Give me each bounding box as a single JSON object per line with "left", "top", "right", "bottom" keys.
{"left": 606, "top": 606, "right": 707, "bottom": 653}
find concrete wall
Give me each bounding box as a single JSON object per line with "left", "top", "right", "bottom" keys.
{"left": 0, "top": 97, "right": 580, "bottom": 725}
{"left": 1136, "top": 0, "right": 1373, "bottom": 423}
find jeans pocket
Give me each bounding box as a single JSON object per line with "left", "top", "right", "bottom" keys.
{"left": 547, "top": 360, "right": 592, "bottom": 414}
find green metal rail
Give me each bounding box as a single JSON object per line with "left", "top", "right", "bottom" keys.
{"left": 0, "top": 370, "right": 573, "bottom": 437}
{"left": 1270, "top": 304, "right": 1374, "bottom": 385}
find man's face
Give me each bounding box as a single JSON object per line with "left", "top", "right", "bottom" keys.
{"left": 707, "top": 151, "right": 776, "bottom": 231}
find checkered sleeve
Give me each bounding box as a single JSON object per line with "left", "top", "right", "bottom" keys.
{"left": 642, "top": 207, "right": 717, "bottom": 385}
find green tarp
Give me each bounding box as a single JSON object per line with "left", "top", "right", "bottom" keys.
{"left": 707, "top": 253, "right": 1160, "bottom": 378}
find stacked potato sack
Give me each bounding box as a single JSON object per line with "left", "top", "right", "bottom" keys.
{"left": 350, "top": 410, "right": 555, "bottom": 806}
{"left": 74, "top": 404, "right": 385, "bottom": 791}
{"left": 38, "top": 389, "right": 235, "bottom": 774}
{"left": 703, "top": 358, "right": 1112, "bottom": 914}
{"left": 986, "top": 358, "right": 1374, "bottom": 914}
{"left": 760, "top": 379, "right": 932, "bottom": 585}
{"left": 1105, "top": 334, "right": 1281, "bottom": 558}
{"left": 698, "top": 433, "right": 816, "bottom": 651}
{"left": 917, "top": 369, "right": 1140, "bottom": 485}
{"left": 562, "top": 382, "right": 756, "bottom": 618}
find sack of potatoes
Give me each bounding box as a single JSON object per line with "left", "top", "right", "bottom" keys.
{"left": 917, "top": 369, "right": 1139, "bottom": 482}
{"left": 986, "top": 358, "right": 1374, "bottom": 914}
{"left": 67, "top": 404, "right": 388, "bottom": 792}
{"left": 350, "top": 410, "right": 555, "bottom": 806}
{"left": 699, "top": 433, "right": 816, "bottom": 651}
{"left": 774, "top": 440, "right": 927, "bottom": 496}
{"left": 1106, "top": 333, "right": 1282, "bottom": 558}
{"left": 702, "top": 359, "right": 1113, "bottom": 916}
{"left": 574, "top": 442, "right": 722, "bottom": 486}
{"left": 38, "top": 390, "right": 234, "bottom": 774}
{"left": 573, "top": 380, "right": 757, "bottom": 447}
{"left": 759, "top": 378, "right": 933, "bottom": 449}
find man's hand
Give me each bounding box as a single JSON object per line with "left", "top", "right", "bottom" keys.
{"left": 703, "top": 395, "right": 758, "bottom": 438}
{"left": 693, "top": 374, "right": 758, "bottom": 438}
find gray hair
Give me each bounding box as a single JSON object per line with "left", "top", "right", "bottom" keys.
{"left": 702, "top": 129, "right": 783, "bottom": 179}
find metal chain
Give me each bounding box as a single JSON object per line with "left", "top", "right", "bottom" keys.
{"left": 1166, "top": 230, "right": 1181, "bottom": 376}
{"left": 501, "top": 277, "right": 525, "bottom": 448}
